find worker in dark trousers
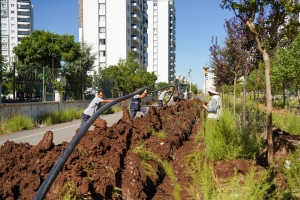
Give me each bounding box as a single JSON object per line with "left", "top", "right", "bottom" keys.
{"left": 130, "top": 88, "right": 148, "bottom": 120}
{"left": 157, "top": 89, "right": 173, "bottom": 107}
{"left": 80, "top": 90, "right": 113, "bottom": 128}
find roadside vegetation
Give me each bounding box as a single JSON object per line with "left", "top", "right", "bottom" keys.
{"left": 0, "top": 105, "right": 123, "bottom": 135}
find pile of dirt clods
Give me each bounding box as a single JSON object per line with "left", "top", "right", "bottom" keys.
{"left": 1, "top": 98, "right": 300, "bottom": 200}
{"left": 0, "top": 99, "right": 203, "bottom": 199}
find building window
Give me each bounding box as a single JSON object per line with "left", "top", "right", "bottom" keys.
{"left": 1, "top": 36, "right": 8, "bottom": 42}
{"left": 99, "top": 3, "right": 105, "bottom": 9}
{"left": 11, "top": 30, "right": 15, "bottom": 33}
{"left": 154, "top": 59, "right": 157, "bottom": 64}
{"left": 99, "top": 27, "right": 106, "bottom": 33}
{"left": 127, "top": 28, "right": 130, "bottom": 34}
{"left": 99, "top": 15, "right": 105, "bottom": 21}
{"left": 11, "top": 17, "right": 15, "bottom": 20}
{"left": 1, "top": 30, "right": 7, "bottom": 34}
{"left": 154, "top": 9, "right": 157, "bottom": 14}
{"left": 2, "top": 43, "right": 7, "bottom": 48}
{"left": 99, "top": 51, "right": 106, "bottom": 57}
{"left": 154, "top": 34, "right": 157, "bottom": 40}
{"left": 2, "top": 50, "right": 8, "bottom": 55}
{"left": 154, "top": 22, "right": 157, "bottom": 27}
{"left": 11, "top": 10, "right": 14, "bottom": 14}
{"left": 154, "top": 3, "right": 157, "bottom": 7}
{"left": 100, "top": 62, "right": 105, "bottom": 68}
{"left": 127, "top": 16, "right": 129, "bottom": 23}
{"left": 1, "top": 23, "right": 7, "bottom": 28}
{"left": 99, "top": 39, "right": 105, "bottom": 45}
{"left": 154, "top": 46, "right": 157, "bottom": 52}
{"left": 1, "top": 4, "right": 7, "bottom": 8}
{"left": 11, "top": 24, "right": 15, "bottom": 27}
{"left": 154, "top": 52, "right": 157, "bottom": 58}
{"left": 127, "top": 40, "right": 130, "bottom": 46}
{"left": 154, "top": 40, "right": 157, "bottom": 46}
{"left": 11, "top": 36, "right": 15, "bottom": 40}
{"left": 12, "top": 43, "right": 15, "bottom": 46}
{"left": 10, "top": 4, "right": 14, "bottom": 7}
{"left": 154, "top": 16, "right": 157, "bottom": 21}
{"left": 127, "top": 4, "right": 129, "bottom": 11}
{"left": 153, "top": 28, "right": 157, "bottom": 32}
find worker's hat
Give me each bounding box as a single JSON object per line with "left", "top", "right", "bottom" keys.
{"left": 208, "top": 85, "right": 218, "bottom": 94}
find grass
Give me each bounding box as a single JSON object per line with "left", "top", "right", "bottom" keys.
{"left": 0, "top": 105, "right": 123, "bottom": 135}
{"left": 0, "top": 114, "right": 35, "bottom": 135}
{"left": 273, "top": 112, "right": 300, "bottom": 135}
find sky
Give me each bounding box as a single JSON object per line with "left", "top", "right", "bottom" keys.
{"left": 31, "top": 0, "right": 235, "bottom": 90}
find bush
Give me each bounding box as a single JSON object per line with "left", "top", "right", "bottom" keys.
{"left": 0, "top": 115, "right": 35, "bottom": 134}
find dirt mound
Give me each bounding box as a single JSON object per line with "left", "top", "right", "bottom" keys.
{"left": 1, "top": 99, "right": 300, "bottom": 199}
{"left": 0, "top": 99, "right": 203, "bottom": 199}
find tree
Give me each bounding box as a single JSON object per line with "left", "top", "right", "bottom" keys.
{"left": 221, "top": 0, "right": 300, "bottom": 179}
{"left": 13, "top": 30, "right": 80, "bottom": 84}
{"left": 100, "top": 52, "right": 157, "bottom": 95}
{"left": 64, "top": 42, "right": 96, "bottom": 100}
{"left": 225, "top": 17, "right": 258, "bottom": 125}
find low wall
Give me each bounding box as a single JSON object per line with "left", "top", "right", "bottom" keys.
{"left": 0, "top": 95, "right": 157, "bottom": 121}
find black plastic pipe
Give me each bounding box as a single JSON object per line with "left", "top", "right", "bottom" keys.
{"left": 33, "top": 87, "right": 149, "bottom": 200}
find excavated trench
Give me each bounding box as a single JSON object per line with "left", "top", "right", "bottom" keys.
{"left": 0, "top": 98, "right": 203, "bottom": 200}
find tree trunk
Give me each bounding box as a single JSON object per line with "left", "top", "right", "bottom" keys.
{"left": 233, "top": 74, "right": 237, "bottom": 116}
{"left": 242, "top": 74, "right": 248, "bottom": 127}
{"left": 263, "top": 51, "right": 274, "bottom": 172}
{"left": 282, "top": 82, "right": 286, "bottom": 107}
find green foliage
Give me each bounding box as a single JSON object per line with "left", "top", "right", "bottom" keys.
{"left": 0, "top": 114, "right": 35, "bottom": 134}
{"left": 275, "top": 148, "right": 300, "bottom": 198}
{"left": 205, "top": 107, "right": 262, "bottom": 161}
{"left": 99, "top": 51, "right": 157, "bottom": 94}
{"left": 13, "top": 30, "right": 79, "bottom": 83}
{"left": 273, "top": 112, "right": 300, "bottom": 135}
{"left": 37, "top": 108, "right": 83, "bottom": 126}
{"left": 59, "top": 181, "right": 84, "bottom": 200}
{"left": 162, "top": 160, "right": 181, "bottom": 200}
{"left": 184, "top": 151, "right": 215, "bottom": 200}
{"left": 156, "top": 82, "right": 170, "bottom": 90}
{"left": 211, "top": 164, "right": 271, "bottom": 200}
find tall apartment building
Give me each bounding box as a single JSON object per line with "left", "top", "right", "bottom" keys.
{"left": 147, "top": 0, "right": 176, "bottom": 83}
{"left": 79, "top": 0, "right": 149, "bottom": 74}
{"left": 0, "top": 0, "right": 34, "bottom": 63}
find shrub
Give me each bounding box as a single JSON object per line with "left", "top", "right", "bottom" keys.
{"left": 0, "top": 115, "right": 35, "bottom": 134}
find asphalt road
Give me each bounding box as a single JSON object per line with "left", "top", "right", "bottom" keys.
{"left": 0, "top": 112, "right": 124, "bottom": 146}
{"left": 0, "top": 95, "right": 205, "bottom": 147}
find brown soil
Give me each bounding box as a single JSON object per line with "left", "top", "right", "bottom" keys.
{"left": 0, "top": 98, "right": 300, "bottom": 199}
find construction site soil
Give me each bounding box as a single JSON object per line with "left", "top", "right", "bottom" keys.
{"left": 0, "top": 98, "right": 300, "bottom": 199}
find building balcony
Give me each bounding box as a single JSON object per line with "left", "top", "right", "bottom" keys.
{"left": 131, "top": 23, "right": 141, "bottom": 32}
{"left": 131, "top": 2, "right": 141, "bottom": 12}
{"left": 144, "top": 32, "right": 148, "bottom": 38}
{"left": 143, "top": 22, "right": 148, "bottom": 28}
{"left": 131, "top": 46, "right": 140, "bottom": 54}
{"left": 131, "top": 12, "right": 141, "bottom": 21}
{"left": 131, "top": 34, "right": 140, "bottom": 43}
{"left": 143, "top": 1, "right": 148, "bottom": 9}
{"left": 143, "top": 42, "right": 148, "bottom": 48}
{"left": 144, "top": 52, "right": 148, "bottom": 57}
{"left": 143, "top": 11, "right": 148, "bottom": 19}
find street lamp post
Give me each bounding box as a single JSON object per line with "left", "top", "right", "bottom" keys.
{"left": 203, "top": 66, "right": 209, "bottom": 101}
{"left": 188, "top": 69, "right": 192, "bottom": 98}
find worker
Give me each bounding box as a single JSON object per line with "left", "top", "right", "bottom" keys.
{"left": 203, "top": 85, "right": 222, "bottom": 120}
{"left": 157, "top": 88, "right": 173, "bottom": 107}
{"left": 130, "top": 88, "right": 148, "bottom": 119}
{"left": 80, "top": 90, "right": 113, "bottom": 128}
